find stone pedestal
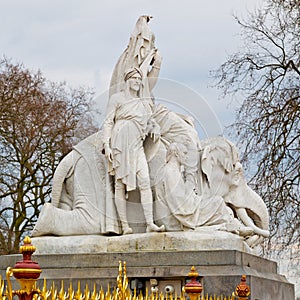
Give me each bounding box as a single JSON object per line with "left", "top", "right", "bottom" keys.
{"left": 0, "top": 232, "right": 295, "bottom": 300}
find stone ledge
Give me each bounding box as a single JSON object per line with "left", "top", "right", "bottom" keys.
{"left": 31, "top": 230, "right": 254, "bottom": 255}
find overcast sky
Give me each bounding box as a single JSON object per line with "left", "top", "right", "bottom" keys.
{"left": 0, "top": 0, "right": 264, "bottom": 138}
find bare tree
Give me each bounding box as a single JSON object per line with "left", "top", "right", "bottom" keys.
{"left": 0, "top": 58, "right": 99, "bottom": 254}
{"left": 213, "top": 0, "right": 299, "bottom": 248}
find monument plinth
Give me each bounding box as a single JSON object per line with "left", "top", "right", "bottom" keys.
{"left": 0, "top": 234, "right": 294, "bottom": 299}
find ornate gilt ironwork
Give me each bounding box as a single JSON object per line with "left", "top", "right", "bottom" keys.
{"left": 183, "top": 265, "right": 203, "bottom": 300}
{"left": 5, "top": 236, "right": 41, "bottom": 300}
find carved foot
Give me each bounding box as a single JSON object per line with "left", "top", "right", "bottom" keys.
{"left": 122, "top": 227, "right": 133, "bottom": 235}
{"left": 146, "top": 223, "right": 165, "bottom": 233}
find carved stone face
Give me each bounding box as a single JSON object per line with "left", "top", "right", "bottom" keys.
{"left": 205, "top": 162, "right": 244, "bottom": 198}
{"left": 201, "top": 137, "right": 242, "bottom": 198}
{"left": 207, "top": 163, "right": 235, "bottom": 197}
{"left": 128, "top": 74, "right": 142, "bottom": 92}
{"left": 202, "top": 160, "right": 241, "bottom": 198}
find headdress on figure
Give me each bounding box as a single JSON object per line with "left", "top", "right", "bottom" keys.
{"left": 124, "top": 67, "right": 143, "bottom": 82}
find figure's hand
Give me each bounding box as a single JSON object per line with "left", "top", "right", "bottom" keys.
{"left": 104, "top": 144, "right": 113, "bottom": 162}
{"left": 150, "top": 132, "right": 160, "bottom": 143}
{"left": 149, "top": 122, "right": 161, "bottom": 143}
{"left": 144, "top": 48, "right": 156, "bottom": 65}
{"left": 153, "top": 49, "right": 162, "bottom": 67}
{"left": 140, "top": 48, "right": 157, "bottom": 77}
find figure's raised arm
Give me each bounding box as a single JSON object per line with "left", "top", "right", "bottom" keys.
{"left": 148, "top": 49, "right": 162, "bottom": 91}
{"left": 139, "top": 49, "right": 162, "bottom": 92}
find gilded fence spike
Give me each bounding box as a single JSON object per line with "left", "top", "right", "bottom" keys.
{"left": 98, "top": 287, "right": 103, "bottom": 300}
{"left": 92, "top": 283, "right": 97, "bottom": 300}
{"left": 0, "top": 276, "right": 4, "bottom": 300}
{"left": 1, "top": 276, "right": 9, "bottom": 300}
{"left": 84, "top": 283, "right": 90, "bottom": 300}
{"left": 75, "top": 281, "right": 83, "bottom": 300}
{"left": 116, "top": 261, "right": 131, "bottom": 300}
{"left": 50, "top": 282, "right": 57, "bottom": 300}
{"left": 58, "top": 280, "right": 67, "bottom": 300}
{"left": 39, "top": 278, "right": 51, "bottom": 300}
{"left": 132, "top": 289, "right": 136, "bottom": 300}
{"left": 94, "top": 286, "right": 99, "bottom": 300}
{"left": 97, "top": 288, "right": 101, "bottom": 300}
{"left": 144, "top": 287, "right": 148, "bottom": 300}
{"left": 4, "top": 286, "right": 8, "bottom": 300}
{"left": 51, "top": 289, "right": 57, "bottom": 300}
{"left": 174, "top": 291, "right": 178, "bottom": 300}
{"left": 180, "top": 289, "right": 185, "bottom": 300}
{"left": 5, "top": 267, "right": 13, "bottom": 300}
{"left": 68, "top": 282, "right": 74, "bottom": 300}
{"left": 105, "top": 284, "right": 111, "bottom": 300}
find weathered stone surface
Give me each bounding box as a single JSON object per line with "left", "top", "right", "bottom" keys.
{"left": 30, "top": 231, "right": 253, "bottom": 255}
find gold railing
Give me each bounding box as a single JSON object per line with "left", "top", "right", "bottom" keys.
{"left": 1, "top": 263, "right": 235, "bottom": 300}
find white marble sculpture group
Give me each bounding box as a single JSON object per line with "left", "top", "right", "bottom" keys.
{"left": 32, "top": 16, "right": 270, "bottom": 248}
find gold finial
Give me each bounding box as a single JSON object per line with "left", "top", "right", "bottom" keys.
{"left": 235, "top": 275, "right": 250, "bottom": 299}
{"left": 184, "top": 266, "right": 203, "bottom": 300}
{"left": 188, "top": 266, "right": 199, "bottom": 278}
{"left": 20, "top": 236, "right": 36, "bottom": 254}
